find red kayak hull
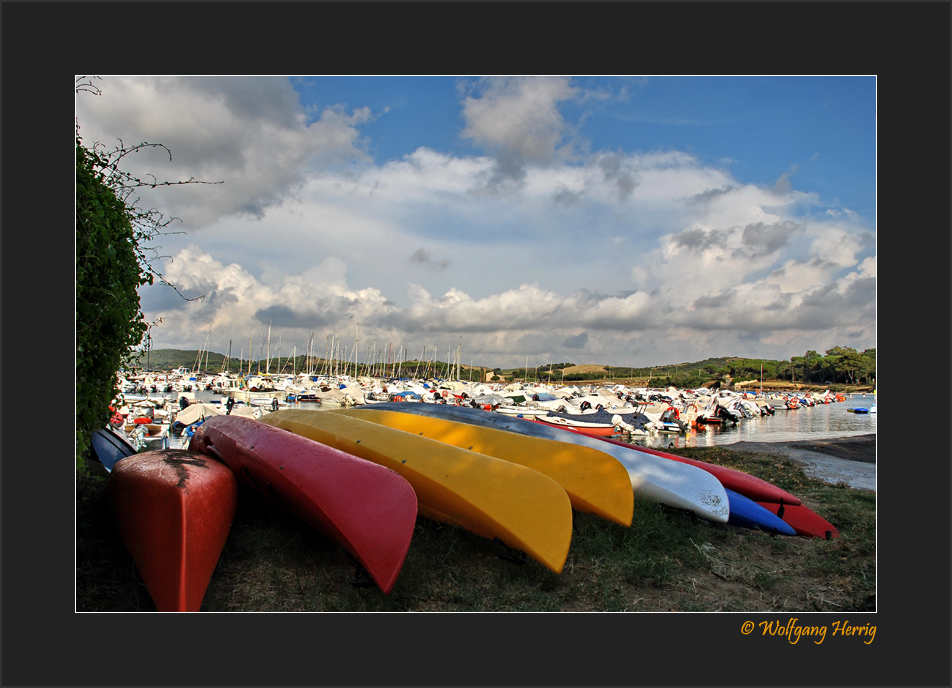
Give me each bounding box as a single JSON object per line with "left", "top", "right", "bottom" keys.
{"left": 756, "top": 501, "right": 840, "bottom": 539}
{"left": 189, "top": 415, "right": 417, "bottom": 594}
{"left": 106, "top": 450, "right": 238, "bottom": 612}
{"left": 551, "top": 427, "right": 802, "bottom": 506}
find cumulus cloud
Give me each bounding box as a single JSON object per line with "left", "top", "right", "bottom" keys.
{"left": 460, "top": 76, "right": 582, "bottom": 190}
{"left": 94, "top": 76, "right": 875, "bottom": 368}
{"left": 76, "top": 75, "right": 375, "bottom": 229}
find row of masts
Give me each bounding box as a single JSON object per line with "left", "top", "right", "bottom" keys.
{"left": 194, "top": 323, "right": 469, "bottom": 381}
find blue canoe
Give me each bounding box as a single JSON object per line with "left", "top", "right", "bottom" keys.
{"left": 725, "top": 489, "right": 796, "bottom": 535}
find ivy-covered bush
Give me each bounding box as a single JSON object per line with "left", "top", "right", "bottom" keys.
{"left": 75, "top": 140, "right": 150, "bottom": 470}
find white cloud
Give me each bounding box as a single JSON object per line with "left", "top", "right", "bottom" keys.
{"left": 461, "top": 76, "right": 580, "bottom": 163}
{"left": 76, "top": 75, "right": 374, "bottom": 229}
{"left": 459, "top": 76, "right": 585, "bottom": 191}
{"left": 80, "top": 76, "right": 875, "bottom": 368}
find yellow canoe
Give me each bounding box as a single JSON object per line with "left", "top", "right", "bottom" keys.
{"left": 260, "top": 409, "right": 573, "bottom": 574}
{"left": 335, "top": 407, "right": 633, "bottom": 527}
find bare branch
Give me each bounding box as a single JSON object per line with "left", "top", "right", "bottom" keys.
{"left": 75, "top": 75, "right": 102, "bottom": 96}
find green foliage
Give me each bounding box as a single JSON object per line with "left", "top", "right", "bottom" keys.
{"left": 75, "top": 77, "right": 218, "bottom": 471}
{"left": 780, "top": 348, "right": 876, "bottom": 385}
{"left": 76, "top": 142, "right": 149, "bottom": 469}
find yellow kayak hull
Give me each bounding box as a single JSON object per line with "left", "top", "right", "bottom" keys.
{"left": 336, "top": 407, "right": 633, "bottom": 527}
{"left": 261, "top": 409, "right": 572, "bottom": 574}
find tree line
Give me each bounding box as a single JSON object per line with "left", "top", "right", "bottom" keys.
{"left": 132, "top": 346, "right": 875, "bottom": 389}
{"left": 487, "top": 348, "right": 876, "bottom": 388}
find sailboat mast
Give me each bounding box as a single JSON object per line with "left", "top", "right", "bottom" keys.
{"left": 202, "top": 330, "right": 211, "bottom": 375}
{"left": 266, "top": 320, "right": 272, "bottom": 374}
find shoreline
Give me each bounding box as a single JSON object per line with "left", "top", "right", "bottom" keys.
{"left": 730, "top": 433, "right": 876, "bottom": 463}
{"left": 717, "top": 433, "right": 876, "bottom": 491}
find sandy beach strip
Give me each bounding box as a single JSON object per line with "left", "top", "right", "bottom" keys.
{"left": 725, "top": 433, "right": 876, "bottom": 491}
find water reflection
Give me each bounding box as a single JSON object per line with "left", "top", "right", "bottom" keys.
{"left": 632, "top": 395, "right": 877, "bottom": 450}
{"left": 192, "top": 390, "right": 876, "bottom": 449}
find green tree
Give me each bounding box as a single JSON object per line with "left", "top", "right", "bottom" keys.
{"left": 836, "top": 351, "right": 868, "bottom": 384}
{"left": 75, "top": 77, "right": 218, "bottom": 471}
{"left": 76, "top": 141, "right": 149, "bottom": 469}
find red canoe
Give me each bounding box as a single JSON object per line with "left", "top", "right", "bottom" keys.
{"left": 756, "top": 501, "right": 840, "bottom": 539}
{"left": 188, "top": 415, "right": 417, "bottom": 594}
{"left": 106, "top": 449, "right": 238, "bottom": 612}
{"left": 551, "top": 427, "right": 802, "bottom": 506}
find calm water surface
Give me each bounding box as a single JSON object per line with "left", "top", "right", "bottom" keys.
{"left": 636, "top": 394, "right": 877, "bottom": 450}
{"left": 191, "top": 389, "right": 876, "bottom": 450}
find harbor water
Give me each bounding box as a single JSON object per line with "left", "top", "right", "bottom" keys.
{"left": 182, "top": 388, "right": 876, "bottom": 490}
{"left": 636, "top": 394, "right": 877, "bottom": 450}
{"left": 190, "top": 389, "right": 876, "bottom": 450}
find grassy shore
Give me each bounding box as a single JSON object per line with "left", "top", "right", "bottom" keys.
{"left": 76, "top": 444, "right": 875, "bottom": 612}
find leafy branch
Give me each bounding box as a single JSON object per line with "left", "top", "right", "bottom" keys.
{"left": 75, "top": 76, "right": 223, "bottom": 467}
{"left": 76, "top": 76, "right": 224, "bottom": 305}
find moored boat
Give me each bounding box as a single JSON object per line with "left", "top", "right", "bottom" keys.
{"left": 529, "top": 414, "right": 619, "bottom": 437}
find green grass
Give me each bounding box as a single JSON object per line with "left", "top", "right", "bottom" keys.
{"left": 75, "top": 445, "right": 875, "bottom": 612}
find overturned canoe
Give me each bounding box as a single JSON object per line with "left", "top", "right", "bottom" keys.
{"left": 334, "top": 407, "right": 634, "bottom": 527}
{"left": 756, "top": 501, "right": 840, "bottom": 539}
{"left": 354, "top": 403, "right": 729, "bottom": 524}
{"left": 260, "top": 409, "right": 573, "bottom": 574}
{"left": 725, "top": 490, "right": 796, "bottom": 536}
{"left": 106, "top": 449, "right": 238, "bottom": 612}
{"left": 555, "top": 430, "right": 802, "bottom": 506}
{"left": 188, "top": 415, "right": 417, "bottom": 594}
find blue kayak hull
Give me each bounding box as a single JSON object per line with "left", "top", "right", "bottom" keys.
{"left": 725, "top": 489, "right": 796, "bottom": 535}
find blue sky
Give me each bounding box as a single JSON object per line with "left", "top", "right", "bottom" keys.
{"left": 75, "top": 75, "right": 876, "bottom": 371}
{"left": 296, "top": 76, "right": 875, "bottom": 216}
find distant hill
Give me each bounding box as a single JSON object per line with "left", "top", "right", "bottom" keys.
{"left": 126, "top": 349, "right": 873, "bottom": 389}
{"left": 131, "top": 350, "right": 763, "bottom": 380}
{"left": 130, "top": 348, "right": 226, "bottom": 372}
{"left": 560, "top": 364, "right": 608, "bottom": 375}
